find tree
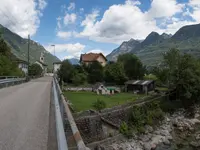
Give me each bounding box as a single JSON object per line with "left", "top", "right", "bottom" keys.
{"left": 118, "top": 53, "right": 145, "bottom": 80}
{"left": 104, "top": 62, "right": 127, "bottom": 85}
{"left": 87, "top": 61, "right": 104, "bottom": 84}
{"left": 29, "top": 64, "right": 43, "bottom": 76}
{"left": 161, "top": 48, "right": 200, "bottom": 108}
{"left": 0, "top": 55, "right": 24, "bottom": 76}
{"left": 144, "top": 74, "right": 157, "bottom": 81}
{"left": 58, "top": 60, "right": 74, "bottom": 83}
{"left": 150, "top": 67, "right": 169, "bottom": 86}
{"left": 0, "top": 39, "right": 12, "bottom": 57}
{"left": 0, "top": 39, "right": 24, "bottom": 77}
{"left": 72, "top": 73, "right": 87, "bottom": 85}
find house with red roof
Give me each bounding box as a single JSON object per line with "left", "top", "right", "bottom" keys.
{"left": 80, "top": 53, "right": 107, "bottom": 66}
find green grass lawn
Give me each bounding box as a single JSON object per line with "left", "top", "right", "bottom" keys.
{"left": 64, "top": 91, "right": 146, "bottom": 112}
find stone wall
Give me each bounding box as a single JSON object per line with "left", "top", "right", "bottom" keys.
{"left": 72, "top": 95, "right": 162, "bottom": 145}
{"left": 75, "top": 115, "right": 105, "bottom": 144}
{"left": 64, "top": 87, "right": 92, "bottom": 92}
{"left": 74, "top": 106, "right": 132, "bottom": 144}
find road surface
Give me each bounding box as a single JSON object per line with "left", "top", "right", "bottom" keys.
{"left": 0, "top": 77, "right": 52, "bottom": 150}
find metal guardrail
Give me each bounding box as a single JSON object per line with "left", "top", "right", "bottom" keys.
{"left": 53, "top": 77, "right": 89, "bottom": 150}
{"left": 0, "top": 77, "right": 26, "bottom": 88}
{"left": 52, "top": 78, "right": 68, "bottom": 150}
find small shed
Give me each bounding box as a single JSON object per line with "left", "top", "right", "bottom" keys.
{"left": 92, "top": 83, "right": 119, "bottom": 95}
{"left": 125, "top": 80, "right": 155, "bottom": 94}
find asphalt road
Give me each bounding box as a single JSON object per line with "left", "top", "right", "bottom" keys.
{"left": 0, "top": 77, "right": 52, "bottom": 150}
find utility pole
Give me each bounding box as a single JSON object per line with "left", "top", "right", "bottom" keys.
{"left": 27, "top": 34, "right": 30, "bottom": 79}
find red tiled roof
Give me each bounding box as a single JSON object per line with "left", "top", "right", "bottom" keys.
{"left": 80, "top": 53, "right": 107, "bottom": 62}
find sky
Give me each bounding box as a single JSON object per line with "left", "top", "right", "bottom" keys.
{"left": 0, "top": 0, "right": 200, "bottom": 60}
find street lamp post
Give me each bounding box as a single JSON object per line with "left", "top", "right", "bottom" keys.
{"left": 51, "top": 45, "right": 56, "bottom": 74}
{"left": 51, "top": 45, "right": 55, "bottom": 56}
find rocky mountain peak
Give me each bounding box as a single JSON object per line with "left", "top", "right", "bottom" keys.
{"left": 172, "top": 23, "right": 200, "bottom": 40}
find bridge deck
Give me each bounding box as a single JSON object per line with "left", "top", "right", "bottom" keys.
{"left": 0, "top": 77, "right": 53, "bottom": 150}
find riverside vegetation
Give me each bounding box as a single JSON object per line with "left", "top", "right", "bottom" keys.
{"left": 58, "top": 47, "right": 200, "bottom": 149}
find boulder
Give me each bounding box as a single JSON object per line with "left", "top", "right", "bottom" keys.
{"left": 160, "top": 130, "right": 170, "bottom": 136}
{"left": 163, "top": 139, "right": 170, "bottom": 145}
{"left": 190, "top": 141, "right": 200, "bottom": 148}
{"left": 196, "top": 134, "right": 200, "bottom": 140}
{"left": 144, "top": 143, "right": 151, "bottom": 150}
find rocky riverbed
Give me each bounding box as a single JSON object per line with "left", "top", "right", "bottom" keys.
{"left": 102, "top": 108, "right": 200, "bottom": 150}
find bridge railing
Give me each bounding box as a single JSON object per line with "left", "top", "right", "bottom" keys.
{"left": 53, "top": 76, "right": 89, "bottom": 150}
{"left": 0, "top": 76, "right": 26, "bottom": 88}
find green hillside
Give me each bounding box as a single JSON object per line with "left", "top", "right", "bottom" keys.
{"left": 136, "top": 37, "right": 200, "bottom": 66}
{"left": 107, "top": 23, "right": 200, "bottom": 67}
{"left": 0, "top": 24, "right": 60, "bottom": 69}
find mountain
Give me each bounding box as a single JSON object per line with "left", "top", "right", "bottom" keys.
{"left": 107, "top": 24, "right": 200, "bottom": 66}
{"left": 162, "top": 33, "right": 172, "bottom": 39}
{"left": 106, "top": 38, "right": 140, "bottom": 61}
{"left": 69, "top": 58, "right": 79, "bottom": 64}
{"left": 107, "top": 32, "right": 170, "bottom": 61}
{"left": 172, "top": 24, "right": 200, "bottom": 40}
{"left": 0, "top": 24, "right": 60, "bottom": 69}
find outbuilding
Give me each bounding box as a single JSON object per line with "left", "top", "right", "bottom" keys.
{"left": 125, "top": 80, "right": 155, "bottom": 94}
{"left": 15, "top": 59, "right": 28, "bottom": 75}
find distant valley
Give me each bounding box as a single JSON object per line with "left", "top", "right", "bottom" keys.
{"left": 107, "top": 23, "right": 200, "bottom": 66}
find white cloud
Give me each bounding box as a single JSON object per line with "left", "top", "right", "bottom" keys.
{"left": 80, "top": 8, "right": 84, "bottom": 13}
{"left": 56, "top": 31, "right": 72, "bottom": 38}
{"left": 164, "top": 19, "right": 195, "bottom": 34}
{"left": 38, "top": 0, "right": 47, "bottom": 10}
{"left": 147, "top": 0, "right": 184, "bottom": 18}
{"left": 125, "top": 0, "right": 141, "bottom": 6}
{"left": 63, "top": 55, "right": 75, "bottom": 60}
{"left": 189, "top": 0, "right": 200, "bottom": 6}
{"left": 64, "top": 13, "right": 77, "bottom": 25}
{"left": 87, "top": 49, "right": 109, "bottom": 56}
{"left": 45, "top": 43, "right": 85, "bottom": 59}
{"left": 0, "top": 0, "right": 47, "bottom": 38}
{"left": 188, "top": 0, "right": 200, "bottom": 22}
{"left": 79, "top": 2, "right": 163, "bottom": 44}
{"left": 182, "top": 8, "right": 192, "bottom": 16}
{"left": 56, "top": 17, "right": 62, "bottom": 29}
{"left": 68, "top": 2, "right": 75, "bottom": 11}
{"left": 79, "top": 10, "right": 99, "bottom": 37}
{"left": 76, "top": 0, "right": 200, "bottom": 44}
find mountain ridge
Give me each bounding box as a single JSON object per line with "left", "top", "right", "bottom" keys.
{"left": 107, "top": 23, "right": 200, "bottom": 66}
{"left": 0, "top": 24, "right": 60, "bottom": 69}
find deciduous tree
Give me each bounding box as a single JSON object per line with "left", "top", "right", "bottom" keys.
{"left": 29, "top": 64, "right": 43, "bottom": 77}
{"left": 104, "top": 62, "right": 127, "bottom": 85}
{"left": 118, "top": 53, "right": 145, "bottom": 80}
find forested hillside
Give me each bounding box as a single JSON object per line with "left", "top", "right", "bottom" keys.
{"left": 0, "top": 24, "right": 60, "bottom": 69}
{"left": 0, "top": 35, "right": 24, "bottom": 76}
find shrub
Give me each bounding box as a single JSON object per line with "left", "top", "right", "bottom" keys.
{"left": 92, "top": 99, "right": 106, "bottom": 111}
{"left": 137, "top": 126, "right": 145, "bottom": 134}
{"left": 128, "top": 101, "right": 165, "bottom": 134}
{"left": 119, "top": 122, "right": 133, "bottom": 138}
